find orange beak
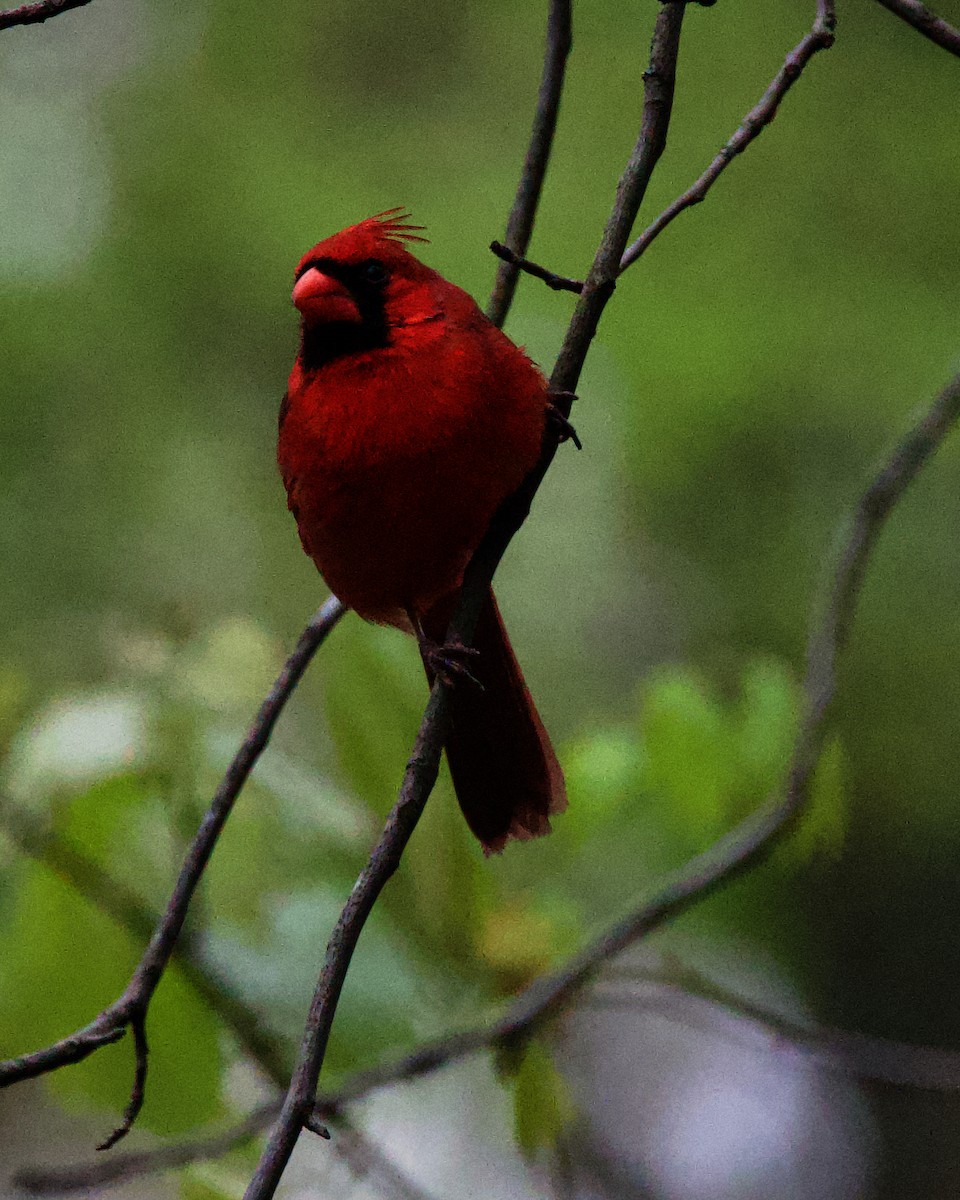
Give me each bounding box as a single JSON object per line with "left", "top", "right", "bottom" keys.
{"left": 292, "top": 268, "right": 362, "bottom": 324}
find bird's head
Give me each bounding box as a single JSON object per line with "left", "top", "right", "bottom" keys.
{"left": 292, "top": 210, "right": 439, "bottom": 370}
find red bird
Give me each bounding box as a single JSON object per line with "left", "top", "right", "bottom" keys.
{"left": 278, "top": 210, "right": 566, "bottom": 853}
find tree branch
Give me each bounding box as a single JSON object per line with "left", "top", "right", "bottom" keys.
{"left": 486, "top": 0, "right": 573, "bottom": 327}
{"left": 14, "top": 1105, "right": 277, "bottom": 1196}
{"left": 484, "top": 372, "right": 960, "bottom": 1032}
{"left": 242, "top": 7, "right": 691, "bottom": 1200}
{"left": 35, "top": 903, "right": 960, "bottom": 1197}
{"left": 489, "top": 241, "right": 583, "bottom": 294}
{"left": 620, "top": 0, "right": 836, "bottom": 273}
{"left": 550, "top": 1, "right": 686, "bottom": 392}
{"left": 0, "top": 597, "right": 345, "bottom": 1144}
{"left": 590, "top": 965, "right": 960, "bottom": 1091}
{"left": 873, "top": 0, "right": 960, "bottom": 56}
{"left": 0, "top": 0, "right": 93, "bottom": 31}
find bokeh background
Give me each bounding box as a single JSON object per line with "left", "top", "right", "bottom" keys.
{"left": 2, "top": 1, "right": 959, "bottom": 1197}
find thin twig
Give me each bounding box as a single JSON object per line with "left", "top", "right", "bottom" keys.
{"left": 620, "top": 0, "right": 836, "bottom": 273}
{"left": 242, "top": 9, "right": 691, "bottom": 1199}
{"left": 241, "top": 685, "right": 455, "bottom": 1199}
{"left": 96, "top": 1018, "right": 148, "bottom": 1152}
{"left": 873, "top": 0, "right": 960, "bottom": 56}
{"left": 17, "top": 1106, "right": 432, "bottom": 1200}
{"left": 334, "top": 1123, "right": 440, "bottom": 1200}
{"left": 589, "top": 970, "right": 960, "bottom": 1091}
{"left": 14, "top": 1106, "right": 278, "bottom": 1196}
{"left": 0, "top": 0, "right": 92, "bottom": 30}
{"left": 486, "top": 0, "right": 572, "bottom": 327}
{"left": 0, "top": 597, "right": 345, "bottom": 1144}
{"left": 489, "top": 241, "right": 583, "bottom": 294}
{"left": 550, "top": 2, "right": 687, "bottom": 392}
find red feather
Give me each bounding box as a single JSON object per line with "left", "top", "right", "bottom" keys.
{"left": 279, "top": 214, "right": 566, "bottom": 851}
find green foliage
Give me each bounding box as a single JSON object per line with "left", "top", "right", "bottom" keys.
{"left": 180, "top": 1167, "right": 247, "bottom": 1200}
{"left": 508, "top": 1038, "right": 576, "bottom": 1161}
{"left": 639, "top": 658, "right": 846, "bottom": 865}
{"left": 323, "top": 619, "right": 425, "bottom": 819}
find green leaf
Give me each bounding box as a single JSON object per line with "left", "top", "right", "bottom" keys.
{"left": 641, "top": 669, "right": 739, "bottom": 844}
{"left": 52, "top": 772, "right": 180, "bottom": 918}
{"left": 734, "top": 658, "right": 798, "bottom": 797}
{"left": 510, "top": 1039, "right": 575, "bottom": 1160}
{"left": 323, "top": 620, "right": 424, "bottom": 817}
{"left": 180, "top": 1166, "right": 246, "bottom": 1200}
{"left": 560, "top": 727, "right": 645, "bottom": 844}
{"left": 787, "top": 734, "right": 846, "bottom": 864}
{"left": 638, "top": 659, "right": 846, "bottom": 863}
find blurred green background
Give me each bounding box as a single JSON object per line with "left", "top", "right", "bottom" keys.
{"left": 1, "top": 1, "right": 959, "bottom": 1197}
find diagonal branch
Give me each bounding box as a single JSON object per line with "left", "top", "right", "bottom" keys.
{"left": 296, "top": 368, "right": 953, "bottom": 1114}
{"left": 489, "top": 241, "right": 583, "bottom": 294}
{"left": 0, "top": 0, "right": 93, "bottom": 30}
{"left": 873, "top": 0, "right": 960, "bottom": 56}
{"left": 486, "top": 0, "right": 573, "bottom": 327}
{"left": 620, "top": 0, "right": 836, "bottom": 273}
{"left": 14, "top": 1105, "right": 277, "bottom": 1196}
{"left": 0, "top": 597, "right": 345, "bottom": 1145}
{"left": 241, "top": 7, "right": 692, "bottom": 1199}
{"left": 589, "top": 965, "right": 960, "bottom": 1091}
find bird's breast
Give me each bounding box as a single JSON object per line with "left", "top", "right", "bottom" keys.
{"left": 279, "top": 329, "right": 546, "bottom": 626}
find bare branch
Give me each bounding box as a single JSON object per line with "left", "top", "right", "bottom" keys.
{"left": 242, "top": 684, "right": 455, "bottom": 1198}
{"left": 620, "top": 0, "right": 836, "bottom": 273}
{"left": 0, "top": 597, "right": 344, "bottom": 1138}
{"left": 18, "top": 1106, "right": 434, "bottom": 1200}
{"left": 32, "top": 884, "right": 960, "bottom": 1196}
{"left": 0, "top": 0, "right": 92, "bottom": 30}
{"left": 14, "top": 1106, "right": 277, "bottom": 1196}
{"left": 550, "top": 1, "right": 687, "bottom": 392}
{"left": 501, "top": 377, "right": 960, "bottom": 1027}
{"left": 334, "top": 1123, "right": 440, "bottom": 1200}
{"left": 489, "top": 241, "right": 583, "bottom": 294}
{"left": 293, "top": 370, "right": 958, "bottom": 1120}
{"left": 242, "top": 9, "right": 691, "bottom": 1198}
{"left": 590, "top": 968, "right": 960, "bottom": 1091}
{"left": 873, "top": 0, "right": 960, "bottom": 56}
{"left": 95, "top": 1017, "right": 148, "bottom": 1152}
{"left": 486, "top": 0, "right": 572, "bottom": 327}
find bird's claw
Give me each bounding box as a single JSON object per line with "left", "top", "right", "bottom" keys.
{"left": 546, "top": 394, "right": 582, "bottom": 450}
{"left": 420, "top": 638, "right": 483, "bottom": 690}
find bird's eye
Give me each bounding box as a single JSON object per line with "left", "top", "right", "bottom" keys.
{"left": 361, "top": 260, "right": 388, "bottom": 285}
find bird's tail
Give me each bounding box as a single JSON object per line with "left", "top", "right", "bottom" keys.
{"left": 423, "top": 588, "right": 566, "bottom": 854}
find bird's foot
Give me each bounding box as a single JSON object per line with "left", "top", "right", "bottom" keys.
{"left": 546, "top": 394, "right": 583, "bottom": 450}
{"left": 419, "top": 637, "right": 483, "bottom": 690}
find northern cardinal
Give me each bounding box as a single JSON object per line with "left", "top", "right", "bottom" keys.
{"left": 278, "top": 210, "right": 566, "bottom": 852}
